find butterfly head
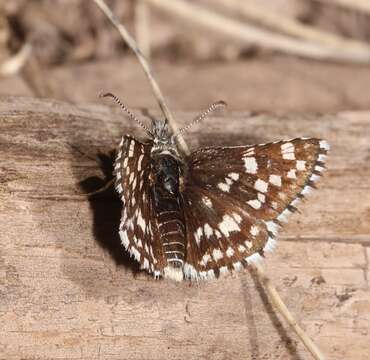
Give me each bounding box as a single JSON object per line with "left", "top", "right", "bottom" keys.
{"left": 151, "top": 118, "right": 171, "bottom": 142}
{"left": 150, "top": 118, "right": 180, "bottom": 156}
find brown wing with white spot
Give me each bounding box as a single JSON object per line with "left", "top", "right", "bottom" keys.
{"left": 181, "top": 138, "right": 329, "bottom": 280}
{"left": 181, "top": 187, "right": 273, "bottom": 281}
{"left": 113, "top": 136, "right": 163, "bottom": 277}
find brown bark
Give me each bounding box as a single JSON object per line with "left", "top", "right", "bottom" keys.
{"left": 0, "top": 96, "right": 369, "bottom": 359}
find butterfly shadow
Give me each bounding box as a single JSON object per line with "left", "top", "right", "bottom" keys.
{"left": 72, "top": 146, "right": 141, "bottom": 276}
{"left": 243, "top": 269, "right": 304, "bottom": 360}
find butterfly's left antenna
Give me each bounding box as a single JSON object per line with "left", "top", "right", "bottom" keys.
{"left": 100, "top": 92, "right": 153, "bottom": 136}
{"left": 173, "top": 100, "right": 227, "bottom": 138}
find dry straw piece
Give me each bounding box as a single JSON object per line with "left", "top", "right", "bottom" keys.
{"left": 93, "top": 1, "right": 327, "bottom": 359}
{"left": 315, "top": 0, "right": 370, "bottom": 15}
{"left": 142, "top": 0, "right": 370, "bottom": 63}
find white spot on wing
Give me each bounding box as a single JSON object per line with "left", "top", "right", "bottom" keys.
{"left": 301, "top": 185, "right": 313, "bottom": 196}
{"left": 204, "top": 223, "right": 213, "bottom": 238}
{"left": 254, "top": 179, "right": 268, "bottom": 193}
{"left": 226, "top": 247, "right": 234, "bottom": 257}
{"left": 310, "top": 174, "right": 321, "bottom": 182}
{"left": 318, "top": 154, "right": 327, "bottom": 162}
{"left": 184, "top": 263, "right": 198, "bottom": 280}
{"left": 217, "top": 182, "right": 230, "bottom": 192}
{"left": 238, "top": 244, "right": 246, "bottom": 252}
{"left": 212, "top": 248, "right": 223, "bottom": 261}
{"left": 281, "top": 142, "right": 294, "bottom": 151}
{"left": 219, "top": 215, "right": 240, "bottom": 236}
{"left": 250, "top": 225, "right": 259, "bottom": 236}
{"left": 244, "top": 157, "right": 258, "bottom": 174}
{"left": 264, "top": 237, "right": 277, "bottom": 252}
{"left": 200, "top": 254, "right": 211, "bottom": 266}
{"left": 233, "top": 262, "right": 242, "bottom": 271}
{"left": 277, "top": 208, "right": 291, "bottom": 223}
{"left": 246, "top": 253, "right": 263, "bottom": 265}
{"left": 128, "top": 141, "right": 135, "bottom": 157}
{"left": 143, "top": 257, "right": 149, "bottom": 269}
{"left": 248, "top": 199, "right": 261, "bottom": 209}
{"left": 131, "top": 247, "right": 141, "bottom": 262}
{"left": 202, "top": 196, "right": 213, "bottom": 208}
{"left": 244, "top": 147, "right": 255, "bottom": 156}
{"left": 229, "top": 172, "right": 239, "bottom": 181}
{"left": 137, "top": 210, "right": 146, "bottom": 233}
{"left": 206, "top": 269, "right": 216, "bottom": 279}
{"left": 137, "top": 154, "right": 144, "bottom": 170}
{"left": 287, "top": 169, "right": 296, "bottom": 179}
{"left": 119, "top": 230, "right": 129, "bottom": 248}
{"left": 269, "top": 174, "right": 282, "bottom": 187}
{"left": 116, "top": 183, "right": 123, "bottom": 193}
{"left": 283, "top": 152, "right": 295, "bottom": 160}
{"left": 319, "top": 140, "right": 330, "bottom": 151}
{"left": 244, "top": 240, "right": 253, "bottom": 249}
{"left": 296, "top": 160, "right": 306, "bottom": 171}
{"left": 232, "top": 213, "right": 242, "bottom": 224}
{"left": 265, "top": 220, "right": 279, "bottom": 236}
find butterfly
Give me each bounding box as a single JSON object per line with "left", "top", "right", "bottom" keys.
{"left": 103, "top": 93, "right": 329, "bottom": 282}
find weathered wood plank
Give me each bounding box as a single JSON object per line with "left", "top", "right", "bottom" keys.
{"left": 0, "top": 97, "right": 369, "bottom": 359}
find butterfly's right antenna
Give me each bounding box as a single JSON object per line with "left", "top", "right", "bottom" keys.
{"left": 173, "top": 100, "right": 227, "bottom": 138}
{"left": 100, "top": 92, "right": 153, "bottom": 136}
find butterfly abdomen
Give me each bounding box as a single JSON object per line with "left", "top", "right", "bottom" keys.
{"left": 151, "top": 154, "right": 186, "bottom": 281}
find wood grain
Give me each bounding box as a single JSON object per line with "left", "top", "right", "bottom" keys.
{"left": 0, "top": 96, "right": 369, "bottom": 359}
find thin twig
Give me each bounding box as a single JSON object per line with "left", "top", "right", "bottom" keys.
{"left": 143, "top": 0, "right": 370, "bottom": 63}
{"left": 93, "top": 1, "right": 327, "bottom": 359}
{"left": 219, "top": 0, "right": 370, "bottom": 53}
{"left": 314, "top": 0, "right": 370, "bottom": 15}
{"left": 254, "top": 263, "right": 326, "bottom": 360}
{"left": 93, "top": 0, "right": 189, "bottom": 155}
{"left": 135, "top": 0, "right": 151, "bottom": 59}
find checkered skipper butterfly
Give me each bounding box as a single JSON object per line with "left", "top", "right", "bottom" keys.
{"left": 104, "top": 93, "right": 329, "bottom": 282}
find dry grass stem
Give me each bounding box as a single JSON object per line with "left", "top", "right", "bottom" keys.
{"left": 135, "top": 0, "right": 151, "bottom": 60}
{"left": 315, "top": 0, "right": 370, "bottom": 15}
{"left": 93, "top": 0, "right": 189, "bottom": 155}
{"left": 220, "top": 0, "right": 370, "bottom": 53}
{"left": 254, "top": 263, "right": 326, "bottom": 360}
{"left": 143, "top": 0, "right": 370, "bottom": 63}
{"left": 93, "top": 1, "right": 327, "bottom": 359}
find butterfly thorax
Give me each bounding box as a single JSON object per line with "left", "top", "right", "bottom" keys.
{"left": 150, "top": 121, "right": 186, "bottom": 281}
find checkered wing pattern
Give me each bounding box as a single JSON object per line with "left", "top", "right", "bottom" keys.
{"left": 114, "top": 136, "right": 163, "bottom": 277}
{"left": 181, "top": 138, "right": 329, "bottom": 280}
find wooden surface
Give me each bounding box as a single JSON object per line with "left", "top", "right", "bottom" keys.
{"left": 0, "top": 96, "right": 369, "bottom": 359}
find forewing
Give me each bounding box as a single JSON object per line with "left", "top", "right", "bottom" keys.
{"left": 114, "top": 136, "right": 163, "bottom": 276}
{"left": 182, "top": 138, "right": 329, "bottom": 280}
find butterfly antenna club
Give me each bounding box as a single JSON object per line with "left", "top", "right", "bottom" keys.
{"left": 175, "top": 100, "right": 227, "bottom": 137}
{"left": 100, "top": 92, "right": 153, "bottom": 136}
